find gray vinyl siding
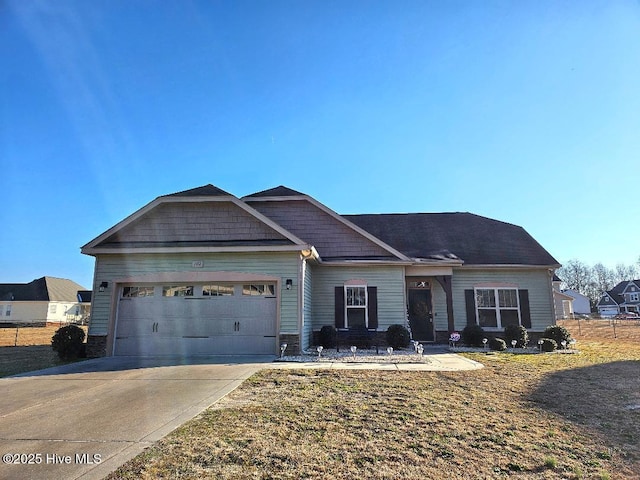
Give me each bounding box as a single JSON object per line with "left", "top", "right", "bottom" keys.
{"left": 301, "top": 260, "right": 313, "bottom": 350}
{"left": 88, "top": 251, "right": 300, "bottom": 336}
{"left": 311, "top": 265, "right": 406, "bottom": 330}
{"left": 451, "top": 268, "right": 554, "bottom": 331}
{"left": 101, "top": 202, "right": 288, "bottom": 245}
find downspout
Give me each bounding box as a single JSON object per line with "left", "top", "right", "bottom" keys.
{"left": 548, "top": 269, "right": 557, "bottom": 326}
{"left": 298, "top": 254, "right": 304, "bottom": 353}
{"left": 299, "top": 248, "right": 317, "bottom": 354}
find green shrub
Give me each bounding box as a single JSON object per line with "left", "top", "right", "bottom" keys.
{"left": 386, "top": 324, "right": 411, "bottom": 349}
{"left": 504, "top": 324, "right": 529, "bottom": 348}
{"left": 461, "top": 324, "right": 486, "bottom": 347}
{"left": 319, "top": 325, "right": 336, "bottom": 348}
{"left": 489, "top": 337, "right": 507, "bottom": 351}
{"left": 543, "top": 325, "right": 571, "bottom": 346}
{"left": 51, "top": 325, "right": 86, "bottom": 360}
{"left": 541, "top": 338, "right": 557, "bottom": 352}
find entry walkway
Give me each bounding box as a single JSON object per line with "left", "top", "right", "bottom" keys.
{"left": 271, "top": 352, "right": 484, "bottom": 371}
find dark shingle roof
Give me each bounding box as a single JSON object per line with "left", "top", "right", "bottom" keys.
{"left": 0, "top": 280, "right": 47, "bottom": 301}
{"left": 603, "top": 280, "right": 640, "bottom": 304}
{"left": 0, "top": 277, "right": 88, "bottom": 302}
{"left": 162, "top": 184, "right": 232, "bottom": 197}
{"left": 244, "top": 185, "right": 305, "bottom": 198}
{"left": 345, "top": 213, "right": 559, "bottom": 266}
{"left": 77, "top": 291, "right": 92, "bottom": 303}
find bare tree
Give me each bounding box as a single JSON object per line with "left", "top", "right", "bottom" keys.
{"left": 590, "top": 262, "right": 615, "bottom": 301}
{"left": 557, "top": 259, "right": 592, "bottom": 294}
{"left": 592, "top": 263, "right": 615, "bottom": 292}
{"left": 614, "top": 263, "right": 638, "bottom": 284}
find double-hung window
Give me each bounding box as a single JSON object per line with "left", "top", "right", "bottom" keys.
{"left": 345, "top": 286, "right": 367, "bottom": 328}
{"left": 475, "top": 288, "right": 521, "bottom": 328}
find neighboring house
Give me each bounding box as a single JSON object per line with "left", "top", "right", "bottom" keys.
{"left": 81, "top": 184, "right": 561, "bottom": 357}
{"left": 561, "top": 289, "right": 591, "bottom": 315}
{"left": 0, "top": 277, "right": 90, "bottom": 326}
{"left": 77, "top": 290, "right": 93, "bottom": 324}
{"left": 552, "top": 275, "right": 574, "bottom": 320}
{"left": 597, "top": 280, "right": 640, "bottom": 317}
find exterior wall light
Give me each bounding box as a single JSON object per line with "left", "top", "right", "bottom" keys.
{"left": 99, "top": 282, "right": 109, "bottom": 292}
{"left": 285, "top": 279, "right": 293, "bottom": 290}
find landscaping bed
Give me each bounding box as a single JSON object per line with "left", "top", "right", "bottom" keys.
{"left": 276, "top": 347, "right": 435, "bottom": 363}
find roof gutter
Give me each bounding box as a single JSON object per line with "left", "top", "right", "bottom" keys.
{"left": 81, "top": 244, "right": 315, "bottom": 256}
{"left": 459, "top": 263, "right": 562, "bottom": 270}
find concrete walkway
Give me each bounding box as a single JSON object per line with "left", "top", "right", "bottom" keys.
{"left": 271, "top": 352, "right": 484, "bottom": 371}
{"left": 0, "top": 352, "right": 480, "bottom": 480}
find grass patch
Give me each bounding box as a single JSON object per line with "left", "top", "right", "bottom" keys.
{"left": 107, "top": 335, "right": 640, "bottom": 479}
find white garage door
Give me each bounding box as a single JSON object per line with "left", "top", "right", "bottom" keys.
{"left": 113, "top": 283, "right": 277, "bottom": 356}
{"left": 599, "top": 306, "right": 618, "bottom": 318}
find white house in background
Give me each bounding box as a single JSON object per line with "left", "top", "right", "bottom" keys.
{"left": 561, "top": 289, "right": 591, "bottom": 315}
{"left": 597, "top": 280, "right": 640, "bottom": 317}
{"left": 0, "top": 277, "right": 90, "bottom": 325}
{"left": 552, "top": 275, "right": 574, "bottom": 319}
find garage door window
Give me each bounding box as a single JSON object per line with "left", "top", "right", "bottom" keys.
{"left": 122, "top": 286, "right": 155, "bottom": 298}
{"left": 243, "top": 284, "right": 275, "bottom": 296}
{"left": 203, "top": 284, "right": 234, "bottom": 296}
{"left": 162, "top": 286, "right": 194, "bottom": 297}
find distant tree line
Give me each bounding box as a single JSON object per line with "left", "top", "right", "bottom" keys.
{"left": 556, "top": 256, "right": 640, "bottom": 310}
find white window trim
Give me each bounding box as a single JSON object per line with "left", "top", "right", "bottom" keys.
{"left": 474, "top": 287, "right": 521, "bottom": 329}
{"left": 344, "top": 285, "right": 368, "bottom": 329}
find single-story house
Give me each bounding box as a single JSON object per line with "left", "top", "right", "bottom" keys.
{"left": 81, "top": 184, "right": 560, "bottom": 357}
{"left": 597, "top": 280, "right": 640, "bottom": 317}
{"left": 0, "top": 277, "right": 90, "bottom": 326}
{"left": 561, "top": 289, "right": 591, "bottom": 315}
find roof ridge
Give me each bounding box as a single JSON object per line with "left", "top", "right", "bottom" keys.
{"left": 243, "top": 185, "right": 307, "bottom": 198}
{"left": 162, "top": 184, "right": 234, "bottom": 198}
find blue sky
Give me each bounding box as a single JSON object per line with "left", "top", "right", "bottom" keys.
{"left": 2, "top": 1, "right": 639, "bottom": 289}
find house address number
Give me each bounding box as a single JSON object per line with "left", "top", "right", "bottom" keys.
{"left": 192, "top": 261, "right": 204, "bottom": 268}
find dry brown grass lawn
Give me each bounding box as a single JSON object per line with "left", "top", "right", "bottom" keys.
{"left": 0, "top": 325, "right": 87, "bottom": 377}
{"left": 107, "top": 323, "right": 640, "bottom": 480}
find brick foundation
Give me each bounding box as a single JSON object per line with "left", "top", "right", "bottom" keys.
{"left": 86, "top": 335, "right": 108, "bottom": 358}
{"left": 279, "top": 334, "right": 301, "bottom": 356}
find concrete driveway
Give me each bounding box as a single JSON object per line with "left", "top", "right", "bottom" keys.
{"left": 0, "top": 356, "right": 272, "bottom": 480}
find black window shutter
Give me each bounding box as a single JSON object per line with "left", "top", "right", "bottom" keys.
{"left": 464, "top": 289, "right": 476, "bottom": 326}
{"left": 367, "top": 286, "right": 378, "bottom": 330}
{"left": 519, "top": 289, "right": 531, "bottom": 329}
{"left": 335, "top": 287, "right": 345, "bottom": 329}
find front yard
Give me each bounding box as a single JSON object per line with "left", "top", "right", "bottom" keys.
{"left": 107, "top": 336, "right": 640, "bottom": 479}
